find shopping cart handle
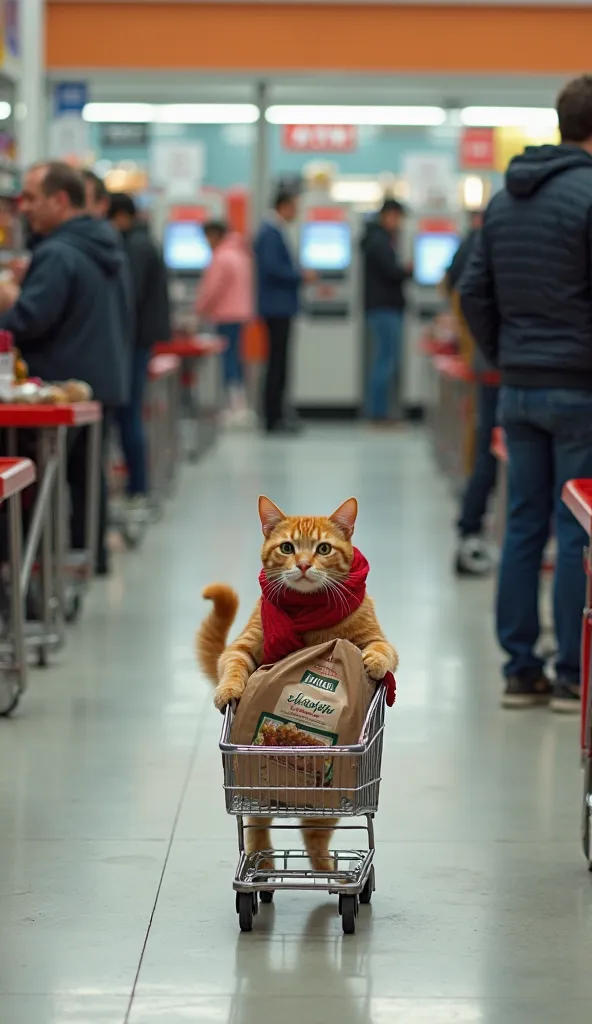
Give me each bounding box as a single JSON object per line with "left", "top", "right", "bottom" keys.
{"left": 382, "top": 671, "right": 396, "bottom": 707}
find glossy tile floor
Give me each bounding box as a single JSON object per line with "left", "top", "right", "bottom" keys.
{"left": 1, "top": 426, "right": 590, "bottom": 1024}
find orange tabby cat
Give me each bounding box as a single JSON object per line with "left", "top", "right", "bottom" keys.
{"left": 197, "top": 495, "right": 398, "bottom": 872}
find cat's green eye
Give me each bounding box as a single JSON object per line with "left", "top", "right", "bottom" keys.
{"left": 280, "top": 542, "right": 295, "bottom": 555}
{"left": 317, "top": 542, "right": 332, "bottom": 555}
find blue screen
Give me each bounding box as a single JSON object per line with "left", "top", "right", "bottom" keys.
{"left": 300, "top": 221, "right": 351, "bottom": 272}
{"left": 163, "top": 222, "right": 212, "bottom": 272}
{"left": 414, "top": 232, "right": 459, "bottom": 287}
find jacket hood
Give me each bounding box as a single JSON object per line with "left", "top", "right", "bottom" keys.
{"left": 49, "top": 215, "right": 126, "bottom": 276}
{"left": 505, "top": 143, "right": 592, "bottom": 198}
{"left": 361, "top": 220, "right": 390, "bottom": 250}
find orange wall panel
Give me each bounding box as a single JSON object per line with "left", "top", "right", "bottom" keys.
{"left": 47, "top": 3, "right": 592, "bottom": 74}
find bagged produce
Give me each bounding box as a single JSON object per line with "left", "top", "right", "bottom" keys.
{"left": 230, "top": 638, "right": 375, "bottom": 811}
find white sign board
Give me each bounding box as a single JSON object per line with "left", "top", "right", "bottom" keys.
{"left": 403, "top": 152, "right": 455, "bottom": 210}
{"left": 150, "top": 140, "right": 205, "bottom": 200}
{"left": 48, "top": 115, "right": 91, "bottom": 160}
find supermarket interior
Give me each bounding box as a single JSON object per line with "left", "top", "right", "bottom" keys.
{"left": 1, "top": 2, "right": 592, "bottom": 1023}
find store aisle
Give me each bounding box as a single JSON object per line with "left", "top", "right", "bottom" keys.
{"left": 0, "top": 426, "right": 589, "bottom": 1024}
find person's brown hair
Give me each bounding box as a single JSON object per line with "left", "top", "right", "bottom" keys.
{"left": 82, "top": 168, "right": 107, "bottom": 204}
{"left": 557, "top": 75, "right": 592, "bottom": 143}
{"left": 34, "top": 161, "right": 86, "bottom": 209}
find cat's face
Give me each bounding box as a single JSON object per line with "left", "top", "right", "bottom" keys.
{"left": 259, "top": 496, "right": 358, "bottom": 594}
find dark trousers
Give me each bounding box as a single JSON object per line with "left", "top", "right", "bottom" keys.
{"left": 217, "top": 323, "right": 244, "bottom": 386}
{"left": 497, "top": 386, "right": 592, "bottom": 684}
{"left": 117, "top": 348, "right": 151, "bottom": 496}
{"left": 68, "top": 409, "right": 112, "bottom": 572}
{"left": 458, "top": 384, "right": 499, "bottom": 537}
{"left": 263, "top": 316, "right": 292, "bottom": 430}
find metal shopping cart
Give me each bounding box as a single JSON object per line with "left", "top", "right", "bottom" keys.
{"left": 219, "top": 684, "right": 387, "bottom": 935}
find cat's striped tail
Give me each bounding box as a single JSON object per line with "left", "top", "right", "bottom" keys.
{"left": 196, "top": 584, "right": 239, "bottom": 684}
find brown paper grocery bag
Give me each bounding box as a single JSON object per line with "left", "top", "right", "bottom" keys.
{"left": 230, "top": 639, "right": 375, "bottom": 812}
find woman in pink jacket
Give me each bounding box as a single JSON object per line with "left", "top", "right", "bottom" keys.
{"left": 197, "top": 221, "right": 254, "bottom": 424}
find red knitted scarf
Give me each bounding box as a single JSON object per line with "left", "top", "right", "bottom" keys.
{"left": 258, "top": 547, "right": 395, "bottom": 705}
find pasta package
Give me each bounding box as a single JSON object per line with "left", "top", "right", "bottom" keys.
{"left": 230, "top": 639, "right": 375, "bottom": 811}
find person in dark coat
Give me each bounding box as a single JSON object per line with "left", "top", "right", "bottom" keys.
{"left": 0, "top": 161, "right": 131, "bottom": 574}
{"left": 443, "top": 211, "right": 500, "bottom": 577}
{"left": 361, "top": 199, "right": 410, "bottom": 423}
{"left": 459, "top": 75, "right": 592, "bottom": 713}
{"left": 108, "top": 192, "right": 171, "bottom": 506}
{"left": 254, "top": 190, "right": 314, "bottom": 434}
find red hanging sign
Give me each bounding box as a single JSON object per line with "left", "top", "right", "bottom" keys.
{"left": 282, "top": 124, "right": 357, "bottom": 153}
{"left": 460, "top": 127, "right": 495, "bottom": 170}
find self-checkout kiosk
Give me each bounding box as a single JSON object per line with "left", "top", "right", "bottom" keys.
{"left": 293, "top": 199, "right": 362, "bottom": 414}
{"left": 158, "top": 193, "right": 225, "bottom": 334}
{"left": 401, "top": 215, "right": 461, "bottom": 413}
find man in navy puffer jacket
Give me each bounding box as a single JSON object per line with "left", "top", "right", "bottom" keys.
{"left": 460, "top": 75, "right": 592, "bottom": 713}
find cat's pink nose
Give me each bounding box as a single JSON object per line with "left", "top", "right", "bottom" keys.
{"left": 297, "top": 560, "right": 311, "bottom": 575}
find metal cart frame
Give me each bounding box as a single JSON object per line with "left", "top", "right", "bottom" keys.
{"left": 562, "top": 479, "right": 592, "bottom": 870}
{"left": 0, "top": 457, "right": 36, "bottom": 715}
{"left": 220, "top": 686, "right": 386, "bottom": 934}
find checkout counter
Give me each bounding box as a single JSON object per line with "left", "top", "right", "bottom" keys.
{"left": 293, "top": 202, "right": 363, "bottom": 416}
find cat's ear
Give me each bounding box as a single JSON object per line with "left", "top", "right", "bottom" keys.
{"left": 329, "top": 497, "right": 358, "bottom": 539}
{"left": 258, "top": 495, "right": 286, "bottom": 537}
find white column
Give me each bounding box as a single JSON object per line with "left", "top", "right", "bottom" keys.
{"left": 251, "top": 80, "right": 269, "bottom": 233}
{"left": 18, "top": 0, "right": 45, "bottom": 167}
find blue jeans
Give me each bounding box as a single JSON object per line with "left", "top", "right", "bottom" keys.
{"left": 366, "top": 309, "right": 403, "bottom": 420}
{"left": 458, "top": 384, "right": 499, "bottom": 537}
{"left": 117, "top": 348, "right": 151, "bottom": 497}
{"left": 497, "top": 386, "right": 592, "bottom": 684}
{"left": 217, "top": 323, "right": 243, "bottom": 386}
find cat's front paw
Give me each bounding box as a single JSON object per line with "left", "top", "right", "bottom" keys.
{"left": 214, "top": 679, "right": 245, "bottom": 712}
{"left": 363, "top": 649, "right": 392, "bottom": 681}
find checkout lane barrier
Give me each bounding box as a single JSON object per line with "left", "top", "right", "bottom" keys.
{"left": 0, "top": 457, "right": 36, "bottom": 715}
{"left": 0, "top": 401, "right": 103, "bottom": 657}
{"left": 146, "top": 353, "right": 181, "bottom": 515}
{"left": 561, "top": 480, "right": 592, "bottom": 869}
{"left": 152, "top": 335, "right": 225, "bottom": 462}
{"left": 425, "top": 350, "right": 500, "bottom": 492}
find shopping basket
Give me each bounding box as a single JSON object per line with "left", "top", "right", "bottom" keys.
{"left": 219, "top": 683, "right": 387, "bottom": 934}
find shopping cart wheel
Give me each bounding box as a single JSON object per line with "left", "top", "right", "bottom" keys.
{"left": 260, "top": 890, "right": 274, "bottom": 904}
{"left": 340, "top": 894, "right": 358, "bottom": 935}
{"left": 0, "top": 677, "right": 20, "bottom": 716}
{"left": 359, "top": 867, "right": 375, "bottom": 905}
{"left": 237, "top": 892, "right": 254, "bottom": 932}
{"left": 37, "top": 646, "right": 48, "bottom": 668}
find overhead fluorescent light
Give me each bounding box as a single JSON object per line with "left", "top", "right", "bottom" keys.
{"left": 83, "top": 102, "right": 260, "bottom": 124}
{"left": 461, "top": 107, "right": 558, "bottom": 130}
{"left": 83, "top": 103, "right": 153, "bottom": 123}
{"left": 331, "top": 180, "right": 383, "bottom": 204}
{"left": 155, "top": 104, "right": 259, "bottom": 124}
{"left": 0, "top": 102, "right": 11, "bottom": 121}
{"left": 266, "top": 105, "right": 446, "bottom": 126}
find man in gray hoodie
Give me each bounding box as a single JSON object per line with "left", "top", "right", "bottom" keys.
{"left": 0, "top": 161, "right": 132, "bottom": 573}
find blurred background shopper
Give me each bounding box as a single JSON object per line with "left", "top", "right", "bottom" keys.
{"left": 255, "top": 190, "right": 315, "bottom": 434}
{"left": 108, "top": 192, "right": 170, "bottom": 510}
{"left": 444, "top": 210, "right": 499, "bottom": 577}
{"left": 197, "top": 220, "right": 254, "bottom": 427}
{"left": 362, "top": 199, "right": 410, "bottom": 425}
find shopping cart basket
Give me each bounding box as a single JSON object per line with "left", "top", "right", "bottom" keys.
{"left": 220, "top": 684, "right": 387, "bottom": 934}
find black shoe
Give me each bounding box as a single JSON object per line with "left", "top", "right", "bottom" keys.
{"left": 502, "top": 672, "right": 552, "bottom": 708}
{"left": 265, "top": 420, "right": 302, "bottom": 436}
{"left": 550, "top": 681, "right": 581, "bottom": 714}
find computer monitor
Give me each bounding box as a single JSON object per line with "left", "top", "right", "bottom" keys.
{"left": 300, "top": 221, "right": 351, "bottom": 273}
{"left": 414, "top": 232, "right": 459, "bottom": 287}
{"left": 163, "top": 221, "right": 212, "bottom": 273}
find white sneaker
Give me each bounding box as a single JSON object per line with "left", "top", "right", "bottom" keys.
{"left": 125, "top": 494, "right": 149, "bottom": 521}
{"left": 455, "top": 536, "right": 495, "bottom": 577}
